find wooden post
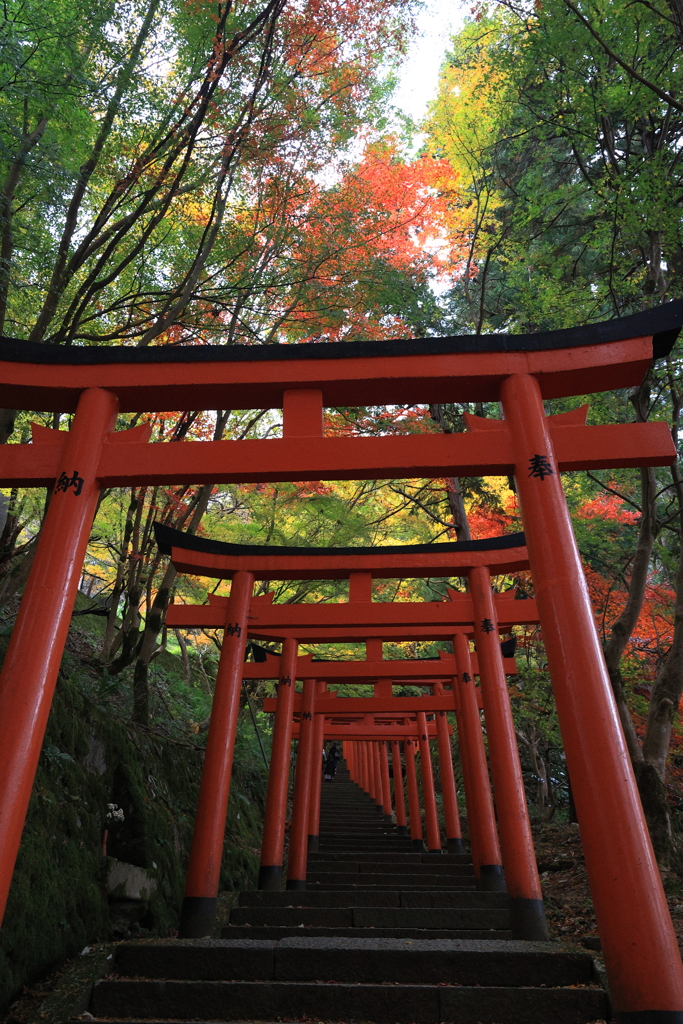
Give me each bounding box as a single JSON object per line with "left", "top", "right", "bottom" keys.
{"left": 391, "top": 740, "right": 408, "bottom": 835}
{"left": 372, "top": 742, "right": 383, "bottom": 812}
{"left": 417, "top": 712, "right": 441, "bottom": 852}
{"left": 308, "top": 700, "right": 325, "bottom": 851}
{"left": 286, "top": 679, "right": 317, "bottom": 889}
{"left": 501, "top": 371, "right": 683, "bottom": 1017}
{"left": 404, "top": 739, "right": 424, "bottom": 851}
{"left": 379, "top": 741, "right": 393, "bottom": 824}
{"left": 0, "top": 388, "right": 119, "bottom": 926}
{"left": 433, "top": 686, "right": 463, "bottom": 853}
{"left": 179, "top": 570, "right": 254, "bottom": 936}
{"left": 259, "top": 638, "right": 298, "bottom": 890}
{"left": 470, "top": 565, "right": 548, "bottom": 939}
{"left": 453, "top": 634, "right": 504, "bottom": 891}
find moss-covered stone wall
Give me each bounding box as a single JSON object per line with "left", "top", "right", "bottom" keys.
{"left": 0, "top": 662, "right": 266, "bottom": 1012}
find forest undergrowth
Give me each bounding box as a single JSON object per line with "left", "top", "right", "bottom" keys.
{"left": 0, "top": 593, "right": 271, "bottom": 1015}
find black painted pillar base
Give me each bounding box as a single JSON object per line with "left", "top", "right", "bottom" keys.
{"left": 383, "top": 814, "right": 393, "bottom": 825}
{"left": 258, "top": 865, "right": 283, "bottom": 891}
{"left": 508, "top": 897, "right": 550, "bottom": 940}
{"left": 411, "top": 838, "right": 425, "bottom": 851}
{"left": 286, "top": 878, "right": 306, "bottom": 890}
{"left": 178, "top": 896, "right": 216, "bottom": 938}
{"left": 375, "top": 803, "right": 384, "bottom": 813}
{"left": 428, "top": 847, "right": 443, "bottom": 854}
{"left": 477, "top": 864, "right": 507, "bottom": 892}
{"left": 615, "top": 1014, "right": 683, "bottom": 1022}
{"left": 308, "top": 834, "right": 319, "bottom": 851}
{"left": 447, "top": 837, "right": 464, "bottom": 853}
{"left": 396, "top": 825, "right": 408, "bottom": 836}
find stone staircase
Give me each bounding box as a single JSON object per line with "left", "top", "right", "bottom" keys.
{"left": 87, "top": 761, "right": 610, "bottom": 1023}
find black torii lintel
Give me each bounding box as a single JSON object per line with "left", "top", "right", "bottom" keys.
{"left": 154, "top": 523, "right": 527, "bottom": 560}
{"left": 0, "top": 298, "right": 680, "bottom": 364}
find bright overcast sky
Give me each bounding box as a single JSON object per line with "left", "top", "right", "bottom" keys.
{"left": 393, "top": 1, "right": 466, "bottom": 122}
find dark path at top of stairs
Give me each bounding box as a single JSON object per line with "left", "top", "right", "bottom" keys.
{"left": 88, "top": 762, "right": 609, "bottom": 1023}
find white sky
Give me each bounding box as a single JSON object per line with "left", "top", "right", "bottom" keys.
{"left": 393, "top": 0, "right": 466, "bottom": 123}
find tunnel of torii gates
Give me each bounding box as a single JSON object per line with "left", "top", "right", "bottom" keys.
{"left": 159, "top": 527, "right": 531, "bottom": 933}
{"left": 0, "top": 304, "right": 680, "bottom": 1018}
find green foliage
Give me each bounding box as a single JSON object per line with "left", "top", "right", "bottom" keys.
{"left": 427, "top": 1, "right": 683, "bottom": 332}
{"left": 0, "top": 619, "right": 268, "bottom": 1012}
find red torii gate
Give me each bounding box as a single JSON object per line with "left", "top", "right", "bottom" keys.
{"left": 164, "top": 531, "right": 539, "bottom": 926}
{"left": 290, "top": 714, "right": 454, "bottom": 852}
{"left": 0, "top": 303, "right": 679, "bottom": 1019}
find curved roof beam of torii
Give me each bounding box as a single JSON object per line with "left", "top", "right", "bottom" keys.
{"left": 156, "top": 526, "right": 530, "bottom": 580}
{"left": 0, "top": 300, "right": 680, "bottom": 412}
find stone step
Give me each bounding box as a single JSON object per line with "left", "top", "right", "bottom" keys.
{"left": 317, "top": 832, "right": 408, "bottom": 839}
{"left": 308, "top": 882, "right": 476, "bottom": 891}
{"left": 318, "top": 818, "right": 387, "bottom": 824}
{"left": 222, "top": 925, "right": 513, "bottom": 940}
{"left": 238, "top": 890, "right": 507, "bottom": 908}
{"left": 319, "top": 808, "right": 383, "bottom": 813}
{"left": 111, "top": 937, "right": 596, "bottom": 987}
{"left": 316, "top": 837, "right": 412, "bottom": 843}
{"left": 308, "top": 861, "right": 474, "bottom": 875}
{"left": 229, "top": 906, "right": 509, "bottom": 930}
{"left": 318, "top": 814, "right": 385, "bottom": 819}
{"left": 309, "top": 851, "right": 471, "bottom": 863}
{"left": 318, "top": 825, "right": 389, "bottom": 830}
{"left": 316, "top": 843, "right": 416, "bottom": 851}
{"left": 91, "top": 976, "right": 607, "bottom": 1023}
{"left": 307, "top": 872, "right": 468, "bottom": 886}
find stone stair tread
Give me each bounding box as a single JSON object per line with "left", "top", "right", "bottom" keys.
{"left": 90, "top": 977, "right": 608, "bottom": 1024}
{"left": 229, "top": 907, "right": 509, "bottom": 929}
{"left": 309, "top": 863, "right": 474, "bottom": 874}
{"left": 222, "top": 925, "right": 513, "bottom": 939}
{"left": 307, "top": 872, "right": 470, "bottom": 885}
{"left": 309, "top": 852, "right": 471, "bottom": 862}
{"left": 112, "top": 937, "right": 595, "bottom": 985}
{"left": 238, "top": 890, "right": 508, "bottom": 907}
{"left": 308, "top": 882, "right": 476, "bottom": 890}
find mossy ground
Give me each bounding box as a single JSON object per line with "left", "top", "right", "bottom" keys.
{"left": 0, "top": 594, "right": 269, "bottom": 1014}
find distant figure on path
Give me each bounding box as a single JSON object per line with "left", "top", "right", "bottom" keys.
{"left": 324, "top": 743, "right": 339, "bottom": 781}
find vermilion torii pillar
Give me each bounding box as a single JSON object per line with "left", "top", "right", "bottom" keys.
{"left": 372, "top": 744, "right": 383, "bottom": 813}
{"left": 500, "top": 371, "right": 683, "bottom": 1015}
{"left": 404, "top": 738, "right": 424, "bottom": 851}
{"left": 286, "top": 678, "right": 317, "bottom": 890}
{"left": 417, "top": 712, "right": 441, "bottom": 852}
{"left": 179, "top": 570, "right": 253, "bottom": 938}
{"left": 308, "top": 706, "right": 325, "bottom": 851}
{"left": 0, "top": 304, "right": 681, "bottom": 1018}
{"left": 379, "top": 742, "right": 393, "bottom": 824}
{"left": 453, "top": 634, "right": 504, "bottom": 893}
{"left": 258, "top": 637, "right": 299, "bottom": 891}
{"left": 391, "top": 740, "right": 408, "bottom": 835}
{"left": 433, "top": 698, "right": 463, "bottom": 853}
{"left": 469, "top": 565, "right": 548, "bottom": 941}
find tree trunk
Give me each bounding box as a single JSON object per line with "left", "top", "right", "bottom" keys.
{"left": 130, "top": 412, "right": 229, "bottom": 725}
{"left": 429, "top": 404, "right": 472, "bottom": 541}
{"left": 603, "top": 463, "right": 656, "bottom": 764}
{"left": 445, "top": 477, "right": 472, "bottom": 541}
{"left": 636, "top": 380, "right": 683, "bottom": 866}
{"left": 175, "top": 628, "right": 191, "bottom": 684}
{"left": 131, "top": 561, "right": 176, "bottom": 724}
{"left": 0, "top": 408, "right": 16, "bottom": 445}
{"left": 633, "top": 760, "right": 675, "bottom": 870}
